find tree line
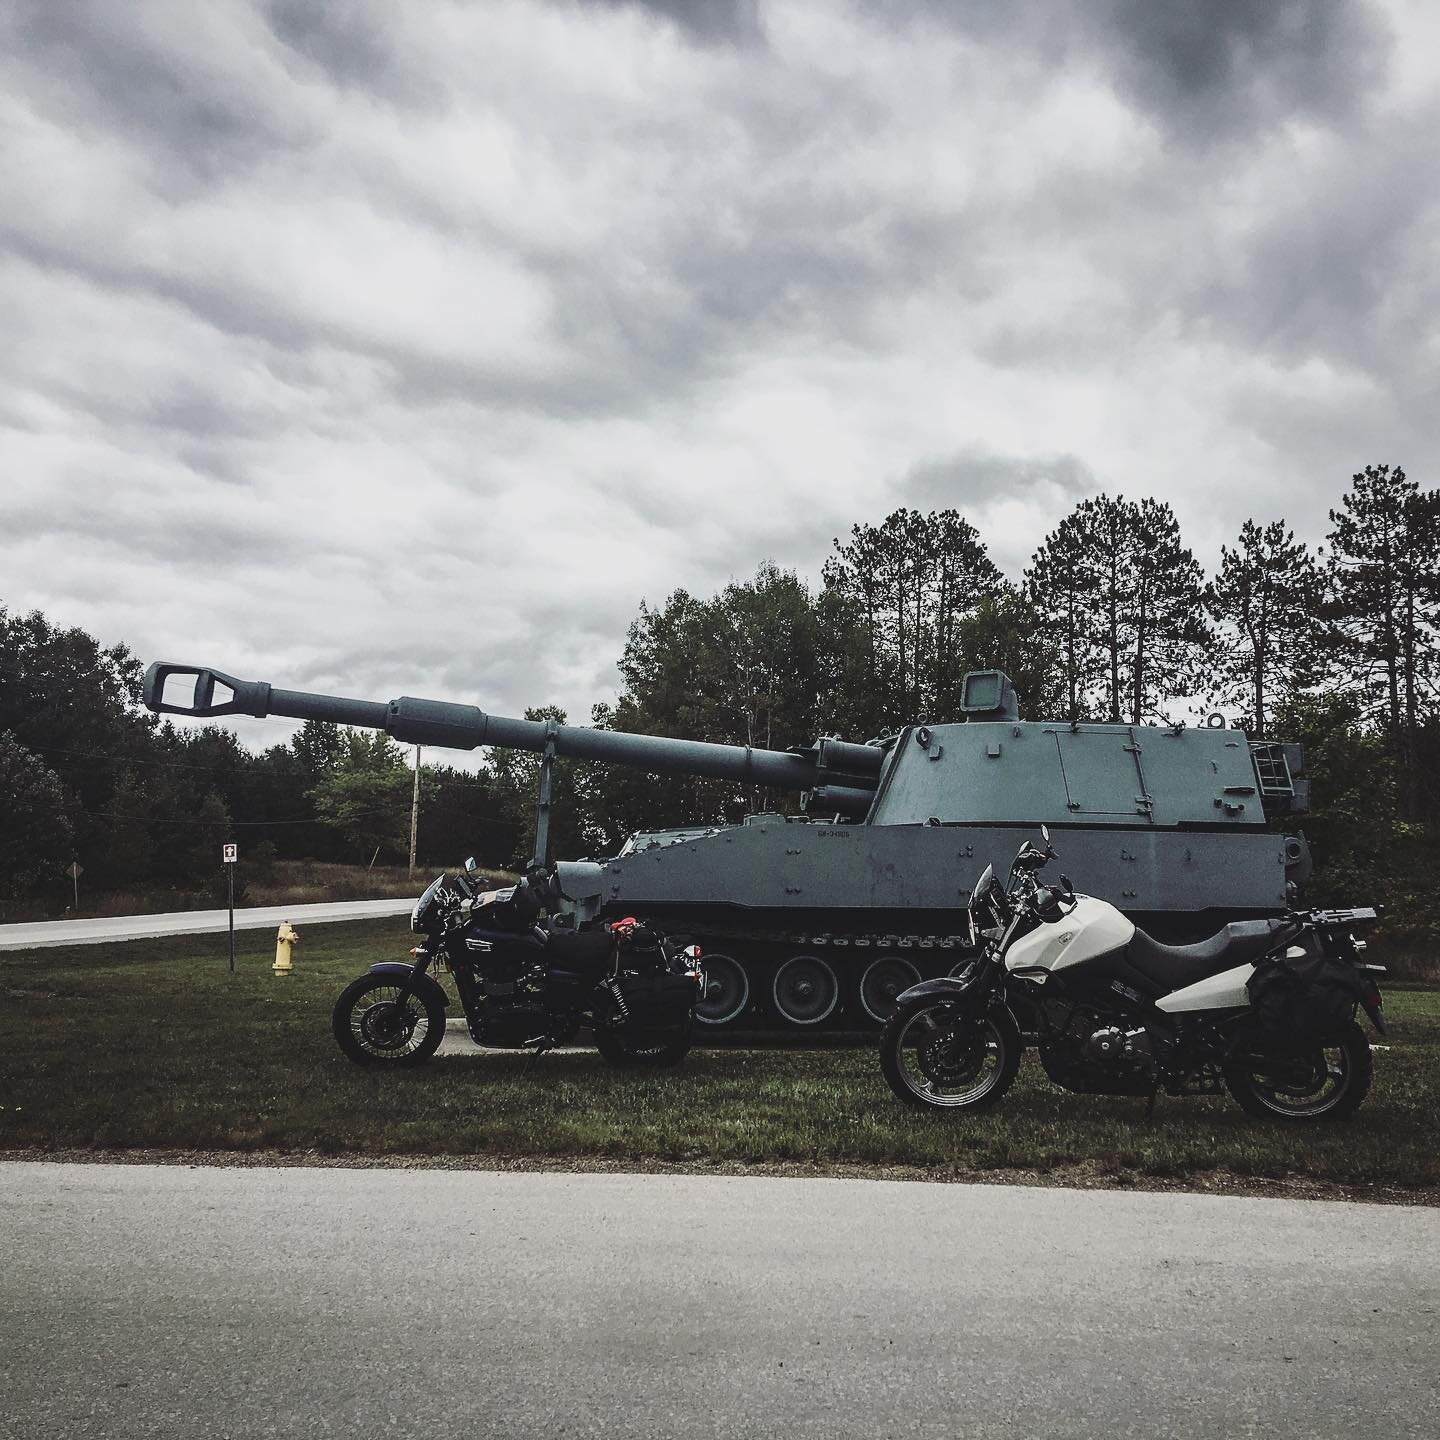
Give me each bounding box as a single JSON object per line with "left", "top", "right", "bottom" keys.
{"left": 2, "top": 463, "right": 1436, "bottom": 946}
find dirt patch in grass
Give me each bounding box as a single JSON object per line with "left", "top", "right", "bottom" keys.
{"left": 3, "top": 921, "right": 1438, "bottom": 1204}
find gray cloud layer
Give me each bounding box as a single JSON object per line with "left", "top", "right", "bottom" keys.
{"left": 2, "top": 0, "right": 1435, "bottom": 742}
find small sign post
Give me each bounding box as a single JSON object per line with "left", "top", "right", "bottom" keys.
{"left": 222, "top": 843, "right": 238, "bottom": 973}
{"left": 66, "top": 860, "right": 84, "bottom": 912}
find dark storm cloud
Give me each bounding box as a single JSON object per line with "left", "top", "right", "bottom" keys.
{"left": 1104, "top": 0, "right": 1389, "bottom": 137}
{"left": 910, "top": 0, "right": 1391, "bottom": 142}
{"left": 589, "top": 0, "right": 764, "bottom": 46}
{"left": 1177, "top": 121, "right": 1437, "bottom": 370}
{"left": 264, "top": 0, "right": 429, "bottom": 101}
{"left": 7, "top": 2, "right": 301, "bottom": 187}
{"left": 4, "top": 490, "right": 309, "bottom": 570}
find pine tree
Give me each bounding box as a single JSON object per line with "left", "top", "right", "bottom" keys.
{"left": 1024, "top": 495, "right": 1208, "bottom": 724}
{"left": 823, "top": 507, "right": 1005, "bottom": 724}
{"left": 1326, "top": 463, "right": 1440, "bottom": 811}
{"left": 1208, "top": 519, "right": 1324, "bottom": 738}
{"left": 1023, "top": 514, "right": 1097, "bottom": 720}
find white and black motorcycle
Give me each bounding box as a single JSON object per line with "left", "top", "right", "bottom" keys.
{"left": 879, "top": 829, "right": 1386, "bottom": 1121}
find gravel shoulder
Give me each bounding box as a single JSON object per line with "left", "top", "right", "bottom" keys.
{"left": 5, "top": 1146, "right": 1437, "bottom": 1207}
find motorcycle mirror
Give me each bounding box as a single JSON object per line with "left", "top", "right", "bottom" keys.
{"left": 463, "top": 856, "right": 480, "bottom": 875}
{"left": 1060, "top": 873, "right": 1074, "bottom": 896}
{"left": 1040, "top": 824, "right": 1050, "bottom": 843}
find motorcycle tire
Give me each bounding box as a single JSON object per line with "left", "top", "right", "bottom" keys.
{"left": 594, "top": 1014, "right": 694, "bottom": 1069}
{"left": 1222, "top": 1018, "right": 1372, "bottom": 1122}
{"left": 332, "top": 974, "right": 446, "bottom": 1068}
{"left": 880, "top": 999, "right": 1021, "bottom": 1111}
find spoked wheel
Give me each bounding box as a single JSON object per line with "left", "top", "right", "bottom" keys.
{"left": 332, "top": 976, "right": 445, "bottom": 1067}
{"left": 880, "top": 999, "right": 1021, "bottom": 1111}
{"left": 1223, "top": 1020, "right": 1373, "bottom": 1122}
{"left": 595, "top": 1013, "right": 694, "bottom": 1069}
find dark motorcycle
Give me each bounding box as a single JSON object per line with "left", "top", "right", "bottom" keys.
{"left": 332, "top": 860, "right": 703, "bottom": 1069}
{"left": 879, "top": 828, "right": 1387, "bottom": 1121}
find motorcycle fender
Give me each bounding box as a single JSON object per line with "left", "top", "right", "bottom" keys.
{"left": 367, "top": 962, "right": 449, "bottom": 1010}
{"left": 895, "top": 974, "right": 987, "bottom": 1012}
{"left": 1359, "top": 984, "right": 1388, "bottom": 1035}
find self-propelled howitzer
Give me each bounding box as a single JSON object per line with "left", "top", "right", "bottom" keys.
{"left": 143, "top": 662, "right": 1311, "bottom": 1034}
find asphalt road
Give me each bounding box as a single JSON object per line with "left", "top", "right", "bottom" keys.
{"left": 0, "top": 898, "right": 413, "bottom": 951}
{"left": 3, "top": 1164, "right": 1436, "bottom": 1439}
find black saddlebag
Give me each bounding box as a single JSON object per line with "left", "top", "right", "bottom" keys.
{"left": 610, "top": 972, "right": 696, "bottom": 1030}
{"left": 1245, "top": 950, "right": 1370, "bottom": 1049}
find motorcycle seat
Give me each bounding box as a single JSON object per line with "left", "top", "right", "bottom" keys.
{"left": 1126, "top": 919, "right": 1289, "bottom": 992}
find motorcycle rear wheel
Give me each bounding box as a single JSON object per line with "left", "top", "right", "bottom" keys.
{"left": 332, "top": 976, "right": 445, "bottom": 1067}
{"left": 594, "top": 1015, "right": 694, "bottom": 1069}
{"left": 880, "top": 999, "right": 1021, "bottom": 1111}
{"left": 1222, "top": 1020, "right": 1372, "bottom": 1122}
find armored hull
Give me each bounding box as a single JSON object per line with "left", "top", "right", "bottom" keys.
{"left": 557, "top": 713, "right": 1308, "bottom": 1030}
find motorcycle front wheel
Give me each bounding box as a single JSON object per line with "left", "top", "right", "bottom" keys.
{"left": 1222, "top": 1020, "right": 1372, "bottom": 1122}
{"left": 880, "top": 999, "right": 1021, "bottom": 1111}
{"left": 594, "top": 1015, "right": 694, "bottom": 1069}
{"left": 332, "top": 976, "right": 446, "bottom": 1067}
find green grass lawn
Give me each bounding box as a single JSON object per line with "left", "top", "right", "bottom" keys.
{"left": 3, "top": 919, "right": 1438, "bottom": 1199}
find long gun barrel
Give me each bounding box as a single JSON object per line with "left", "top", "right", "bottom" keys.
{"left": 142, "top": 662, "right": 883, "bottom": 803}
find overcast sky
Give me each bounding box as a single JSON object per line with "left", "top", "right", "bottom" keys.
{"left": 3, "top": 0, "right": 1437, "bottom": 753}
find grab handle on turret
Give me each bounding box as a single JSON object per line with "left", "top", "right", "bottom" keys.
{"left": 144, "top": 663, "right": 273, "bottom": 718}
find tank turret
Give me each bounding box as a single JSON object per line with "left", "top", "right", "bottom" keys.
{"left": 143, "top": 661, "right": 1310, "bottom": 1034}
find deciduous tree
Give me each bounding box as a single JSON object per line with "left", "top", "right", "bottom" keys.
{"left": 0, "top": 733, "right": 73, "bottom": 907}
{"left": 309, "top": 730, "right": 412, "bottom": 862}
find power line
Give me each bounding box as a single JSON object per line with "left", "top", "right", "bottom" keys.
{"left": 22, "top": 741, "right": 264, "bottom": 775}
{"left": 74, "top": 807, "right": 377, "bottom": 828}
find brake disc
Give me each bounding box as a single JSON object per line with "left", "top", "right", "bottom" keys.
{"left": 918, "top": 1021, "right": 986, "bottom": 1086}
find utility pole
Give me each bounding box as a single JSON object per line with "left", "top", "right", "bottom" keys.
{"left": 409, "top": 744, "right": 422, "bottom": 876}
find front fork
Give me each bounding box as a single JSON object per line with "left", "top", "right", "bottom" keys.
{"left": 393, "top": 945, "right": 435, "bottom": 1008}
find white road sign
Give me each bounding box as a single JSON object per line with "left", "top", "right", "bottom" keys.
{"left": 222, "top": 843, "right": 238, "bottom": 864}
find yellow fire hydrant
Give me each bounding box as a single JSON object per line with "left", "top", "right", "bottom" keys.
{"left": 274, "top": 922, "right": 299, "bottom": 975}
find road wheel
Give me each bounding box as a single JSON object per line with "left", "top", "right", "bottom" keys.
{"left": 1223, "top": 1020, "right": 1373, "bottom": 1122}
{"left": 880, "top": 999, "right": 1021, "bottom": 1111}
{"left": 694, "top": 951, "right": 750, "bottom": 1027}
{"left": 595, "top": 1013, "right": 694, "bottom": 1068}
{"left": 859, "top": 956, "right": 922, "bottom": 1023}
{"left": 332, "top": 975, "right": 445, "bottom": 1067}
{"left": 772, "top": 954, "right": 840, "bottom": 1027}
